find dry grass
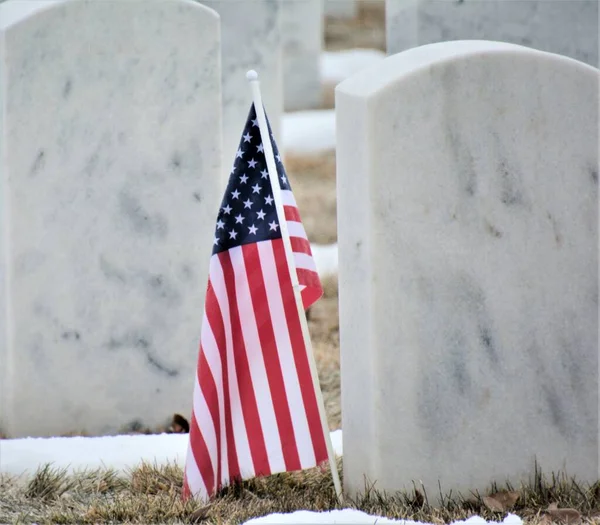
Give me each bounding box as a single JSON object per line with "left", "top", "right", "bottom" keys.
{"left": 308, "top": 274, "right": 341, "bottom": 429}
{"left": 2, "top": 460, "right": 599, "bottom": 524}
{"left": 285, "top": 151, "right": 337, "bottom": 244}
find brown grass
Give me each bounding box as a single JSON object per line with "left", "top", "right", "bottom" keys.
{"left": 2, "top": 461, "right": 599, "bottom": 524}
{"left": 285, "top": 151, "right": 337, "bottom": 244}
{"left": 308, "top": 275, "right": 341, "bottom": 429}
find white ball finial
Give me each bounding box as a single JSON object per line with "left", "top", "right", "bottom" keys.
{"left": 246, "top": 70, "right": 258, "bottom": 81}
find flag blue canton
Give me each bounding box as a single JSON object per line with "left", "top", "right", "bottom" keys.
{"left": 213, "top": 104, "right": 291, "bottom": 255}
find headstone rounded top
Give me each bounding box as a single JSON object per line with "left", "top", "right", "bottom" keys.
{"left": 0, "top": 0, "right": 220, "bottom": 31}
{"left": 336, "top": 40, "right": 599, "bottom": 100}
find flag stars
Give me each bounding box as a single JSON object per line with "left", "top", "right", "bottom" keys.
{"left": 213, "top": 106, "right": 292, "bottom": 256}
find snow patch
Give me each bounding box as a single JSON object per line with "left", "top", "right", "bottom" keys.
{"left": 244, "top": 509, "right": 524, "bottom": 525}
{"left": 321, "top": 48, "right": 386, "bottom": 85}
{"left": 282, "top": 109, "right": 336, "bottom": 155}
{"left": 312, "top": 243, "right": 338, "bottom": 277}
{"left": 0, "top": 430, "right": 344, "bottom": 479}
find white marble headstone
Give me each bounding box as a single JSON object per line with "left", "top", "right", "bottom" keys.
{"left": 386, "top": 0, "right": 599, "bottom": 68}
{"left": 280, "top": 0, "right": 324, "bottom": 111}
{"left": 0, "top": 0, "right": 223, "bottom": 438}
{"left": 336, "top": 40, "right": 599, "bottom": 501}
{"left": 199, "top": 0, "right": 283, "bottom": 165}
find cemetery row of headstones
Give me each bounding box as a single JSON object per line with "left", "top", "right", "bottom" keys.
{"left": 0, "top": 0, "right": 597, "bottom": 504}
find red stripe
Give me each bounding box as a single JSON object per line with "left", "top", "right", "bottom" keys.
{"left": 271, "top": 239, "right": 328, "bottom": 464}
{"left": 290, "top": 236, "right": 312, "bottom": 256}
{"left": 197, "top": 347, "right": 221, "bottom": 489}
{"left": 297, "top": 268, "right": 321, "bottom": 290}
{"left": 188, "top": 410, "right": 215, "bottom": 495}
{"left": 284, "top": 205, "right": 301, "bottom": 223}
{"left": 218, "top": 251, "right": 271, "bottom": 477}
{"left": 297, "top": 268, "right": 323, "bottom": 309}
{"left": 182, "top": 473, "right": 191, "bottom": 501}
{"left": 242, "top": 243, "right": 302, "bottom": 472}
{"left": 205, "top": 281, "right": 240, "bottom": 485}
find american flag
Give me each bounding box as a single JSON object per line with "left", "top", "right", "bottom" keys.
{"left": 182, "top": 103, "right": 328, "bottom": 501}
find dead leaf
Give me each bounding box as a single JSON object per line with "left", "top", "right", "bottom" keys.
{"left": 413, "top": 489, "right": 425, "bottom": 507}
{"left": 170, "top": 413, "right": 190, "bottom": 433}
{"left": 545, "top": 508, "right": 582, "bottom": 524}
{"left": 483, "top": 496, "right": 505, "bottom": 512}
{"left": 190, "top": 505, "right": 210, "bottom": 523}
{"left": 483, "top": 491, "right": 520, "bottom": 512}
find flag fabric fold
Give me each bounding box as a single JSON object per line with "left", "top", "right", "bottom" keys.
{"left": 183, "top": 103, "right": 327, "bottom": 502}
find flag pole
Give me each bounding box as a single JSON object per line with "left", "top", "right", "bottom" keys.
{"left": 246, "top": 69, "right": 343, "bottom": 504}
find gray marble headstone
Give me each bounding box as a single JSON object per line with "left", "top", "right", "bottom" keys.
{"left": 336, "top": 40, "right": 599, "bottom": 501}
{"left": 386, "top": 0, "right": 599, "bottom": 68}
{"left": 281, "top": 0, "right": 324, "bottom": 111}
{"left": 199, "top": 0, "right": 283, "bottom": 165}
{"left": 0, "top": 0, "right": 223, "bottom": 438}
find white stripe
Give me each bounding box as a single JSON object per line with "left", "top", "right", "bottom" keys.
{"left": 257, "top": 241, "right": 317, "bottom": 468}
{"left": 287, "top": 221, "right": 308, "bottom": 240}
{"left": 184, "top": 437, "right": 209, "bottom": 501}
{"left": 192, "top": 376, "right": 218, "bottom": 488}
{"left": 294, "top": 252, "right": 318, "bottom": 273}
{"left": 210, "top": 256, "right": 255, "bottom": 480}
{"left": 230, "top": 245, "right": 286, "bottom": 474}
{"left": 281, "top": 189, "right": 297, "bottom": 207}
{"left": 200, "top": 304, "right": 228, "bottom": 488}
